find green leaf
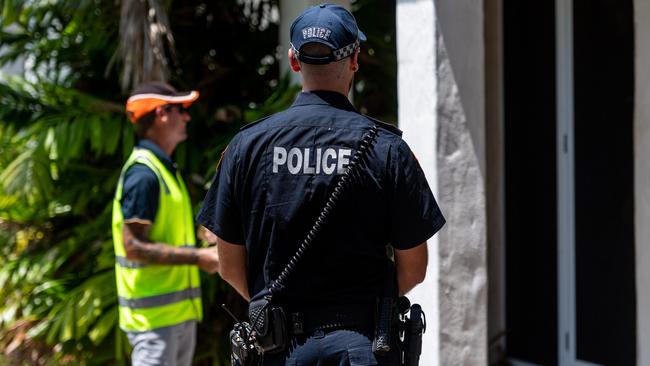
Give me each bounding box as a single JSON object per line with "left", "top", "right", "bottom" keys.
{"left": 66, "top": 117, "right": 86, "bottom": 159}
{"left": 104, "top": 118, "right": 123, "bottom": 156}
{"left": 89, "top": 116, "right": 102, "bottom": 154}
{"left": 121, "top": 121, "right": 133, "bottom": 159}
{"left": 45, "top": 308, "right": 63, "bottom": 345}
{"left": 60, "top": 294, "right": 75, "bottom": 341}
{"left": 0, "top": 148, "right": 31, "bottom": 192}
{"left": 2, "top": 0, "right": 17, "bottom": 26}
{"left": 88, "top": 305, "right": 117, "bottom": 345}
{"left": 27, "top": 317, "right": 51, "bottom": 339}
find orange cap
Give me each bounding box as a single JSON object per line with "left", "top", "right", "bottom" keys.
{"left": 125, "top": 82, "right": 199, "bottom": 123}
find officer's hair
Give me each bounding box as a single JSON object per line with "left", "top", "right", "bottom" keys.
{"left": 133, "top": 110, "right": 156, "bottom": 138}
{"left": 300, "top": 43, "right": 333, "bottom": 58}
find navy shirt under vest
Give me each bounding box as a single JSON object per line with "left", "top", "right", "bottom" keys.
{"left": 121, "top": 139, "right": 177, "bottom": 222}
{"left": 197, "top": 90, "right": 445, "bottom": 311}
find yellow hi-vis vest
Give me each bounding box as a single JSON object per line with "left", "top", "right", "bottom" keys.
{"left": 112, "top": 147, "right": 202, "bottom": 332}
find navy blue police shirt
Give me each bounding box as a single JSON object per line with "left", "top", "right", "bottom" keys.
{"left": 121, "top": 139, "right": 177, "bottom": 222}
{"left": 197, "top": 90, "right": 445, "bottom": 311}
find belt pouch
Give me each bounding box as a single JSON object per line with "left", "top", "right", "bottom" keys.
{"left": 248, "top": 296, "right": 288, "bottom": 354}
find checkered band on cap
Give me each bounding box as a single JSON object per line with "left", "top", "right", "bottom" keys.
{"left": 332, "top": 39, "right": 360, "bottom": 61}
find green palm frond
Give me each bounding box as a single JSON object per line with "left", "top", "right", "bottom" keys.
{"left": 0, "top": 69, "right": 127, "bottom": 362}
{"left": 29, "top": 270, "right": 116, "bottom": 344}
{"left": 0, "top": 76, "right": 127, "bottom": 220}
{"left": 0, "top": 145, "right": 53, "bottom": 203}
{"left": 0, "top": 0, "right": 119, "bottom": 84}
{"left": 0, "top": 211, "right": 121, "bottom": 363}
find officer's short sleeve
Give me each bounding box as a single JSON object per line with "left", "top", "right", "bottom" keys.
{"left": 388, "top": 140, "right": 445, "bottom": 250}
{"left": 121, "top": 164, "right": 160, "bottom": 223}
{"left": 196, "top": 135, "right": 245, "bottom": 245}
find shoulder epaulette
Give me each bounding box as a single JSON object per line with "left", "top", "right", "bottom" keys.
{"left": 240, "top": 115, "right": 272, "bottom": 131}
{"left": 365, "top": 116, "right": 403, "bottom": 137}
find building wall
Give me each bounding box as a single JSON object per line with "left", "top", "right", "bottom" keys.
{"left": 635, "top": 1, "right": 650, "bottom": 365}
{"left": 436, "top": 0, "right": 486, "bottom": 175}
{"left": 437, "top": 33, "right": 488, "bottom": 365}
{"left": 396, "top": 1, "right": 440, "bottom": 364}
{"left": 397, "top": 0, "right": 488, "bottom": 365}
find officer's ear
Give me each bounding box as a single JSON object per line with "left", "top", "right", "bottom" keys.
{"left": 288, "top": 48, "right": 301, "bottom": 72}
{"left": 350, "top": 48, "right": 360, "bottom": 73}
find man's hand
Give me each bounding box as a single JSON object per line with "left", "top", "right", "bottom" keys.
{"left": 197, "top": 247, "right": 220, "bottom": 274}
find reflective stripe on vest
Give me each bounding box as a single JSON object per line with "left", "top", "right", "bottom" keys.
{"left": 118, "top": 287, "right": 201, "bottom": 308}
{"left": 112, "top": 148, "right": 202, "bottom": 332}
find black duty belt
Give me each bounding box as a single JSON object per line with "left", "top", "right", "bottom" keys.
{"left": 288, "top": 304, "right": 375, "bottom": 336}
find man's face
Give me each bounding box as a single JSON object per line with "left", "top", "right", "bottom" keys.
{"left": 162, "top": 104, "right": 191, "bottom": 143}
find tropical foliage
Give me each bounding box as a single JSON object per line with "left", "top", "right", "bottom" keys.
{"left": 0, "top": 0, "right": 397, "bottom": 365}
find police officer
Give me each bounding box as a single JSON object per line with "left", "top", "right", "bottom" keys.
{"left": 197, "top": 4, "right": 445, "bottom": 365}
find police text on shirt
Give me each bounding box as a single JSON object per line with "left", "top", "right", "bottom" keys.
{"left": 273, "top": 147, "right": 352, "bottom": 175}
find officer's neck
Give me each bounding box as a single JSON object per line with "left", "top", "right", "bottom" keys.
{"left": 301, "top": 78, "right": 351, "bottom": 98}
{"left": 302, "top": 85, "right": 350, "bottom": 98}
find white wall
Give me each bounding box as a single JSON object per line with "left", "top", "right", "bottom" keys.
{"left": 635, "top": 1, "right": 650, "bottom": 365}
{"left": 435, "top": 1, "right": 488, "bottom": 363}
{"left": 436, "top": 0, "right": 486, "bottom": 174}
{"left": 397, "top": 0, "right": 488, "bottom": 365}
{"left": 396, "top": 1, "right": 440, "bottom": 364}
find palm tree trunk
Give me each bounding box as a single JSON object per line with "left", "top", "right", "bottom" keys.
{"left": 112, "top": 0, "right": 177, "bottom": 92}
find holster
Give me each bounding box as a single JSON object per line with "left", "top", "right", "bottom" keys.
{"left": 248, "top": 295, "right": 289, "bottom": 354}
{"left": 401, "top": 303, "right": 426, "bottom": 366}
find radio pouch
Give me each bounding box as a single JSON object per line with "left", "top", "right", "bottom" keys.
{"left": 248, "top": 295, "right": 288, "bottom": 354}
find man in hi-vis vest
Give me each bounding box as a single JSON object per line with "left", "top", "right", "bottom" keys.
{"left": 113, "top": 82, "right": 220, "bottom": 366}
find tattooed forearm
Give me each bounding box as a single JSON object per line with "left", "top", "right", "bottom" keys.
{"left": 127, "top": 238, "right": 199, "bottom": 265}
{"left": 123, "top": 223, "right": 198, "bottom": 265}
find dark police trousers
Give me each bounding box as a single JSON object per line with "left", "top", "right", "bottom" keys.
{"left": 262, "top": 326, "right": 400, "bottom": 366}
